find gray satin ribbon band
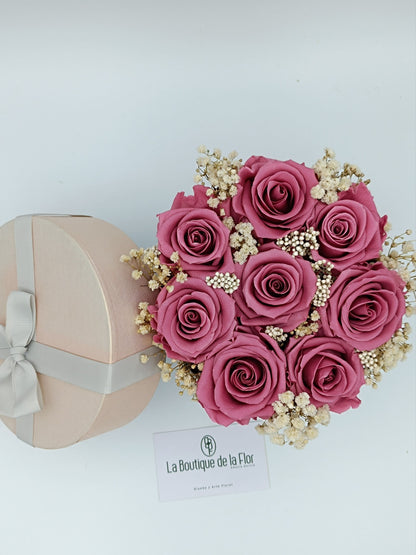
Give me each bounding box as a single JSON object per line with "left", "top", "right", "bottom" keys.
{"left": 14, "top": 216, "right": 36, "bottom": 293}
{"left": 0, "top": 214, "right": 161, "bottom": 445}
{"left": 0, "top": 341, "right": 163, "bottom": 396}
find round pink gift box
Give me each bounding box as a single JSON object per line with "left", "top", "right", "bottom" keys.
{"left": 0, "top": 215, "right": 161, "bottom": 448}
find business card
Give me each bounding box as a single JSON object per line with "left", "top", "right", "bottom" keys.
{"left": 153, "top": 423, "right": 270, "bottom": 502}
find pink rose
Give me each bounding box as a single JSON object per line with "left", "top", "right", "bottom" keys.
{"left": 286, "top": 336, "right": 365, "bottom": 413}
{"left": 149, "top": 277, "right": 235, "bottom": 363}
{"left": 231, "top": 156, "right": 318, "bottom": 238}
{"left": 169, "top": 184, "right": 209, "bottom": 210}
{"left": 197, "top": 332, "right": 287, "bottom": 425}
{"left": 309, "top": 183, "right": 387, "bottom": 271}
{"left": 157, "top": 185, "right": 233, "bottom": 276}
{"left": 234, "top": 244, "right": 317, "bottom": 330}
{"left": 320, "top": 263, "right": 406, "bottom": 350}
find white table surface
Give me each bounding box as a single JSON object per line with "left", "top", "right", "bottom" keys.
{"left": 0, "top": 1, "right": 414, "bottom": 554}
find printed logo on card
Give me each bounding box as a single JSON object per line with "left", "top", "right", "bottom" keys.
{"left": 200, "top": 435, "right": 216, "bottom": 457}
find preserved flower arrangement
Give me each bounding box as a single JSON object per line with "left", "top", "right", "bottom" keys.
{"left": 122, "top": 147, "right": 415, "bottom": 449}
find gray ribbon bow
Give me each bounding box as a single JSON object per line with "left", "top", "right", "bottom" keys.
{"left": 0, "top": 291, "right": 43, "bottom": 418}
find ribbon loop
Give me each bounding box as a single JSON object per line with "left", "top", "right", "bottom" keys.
{"left": 0, "top": 291, "right": 43, "bottom": 418}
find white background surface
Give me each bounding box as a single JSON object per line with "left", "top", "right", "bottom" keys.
{"left": 0, "top": 1, "right": 415, "bottom": 554}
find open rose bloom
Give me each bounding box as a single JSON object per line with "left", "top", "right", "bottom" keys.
{"left": 126, "top": 147, "right": 414, "bottom": 449}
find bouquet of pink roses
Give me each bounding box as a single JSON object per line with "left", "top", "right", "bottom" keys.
{"left": 123, "top": 147, "right": 415, "bottom": 448}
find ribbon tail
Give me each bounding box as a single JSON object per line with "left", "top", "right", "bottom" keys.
{"left": 0, "top": 359, "right": 43, "bottom": 418}
{"left": 0, "top": 360, "right": 15, "bottom": 417}
{"left": 13, "top": 360, "right": 43, "bottom": 418}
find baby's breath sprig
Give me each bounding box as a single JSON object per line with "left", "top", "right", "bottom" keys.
{"left": 276, "top": 227, "right": 320, "bottom": 258}
{"left": 158, "top": 359, "right": 204, "bottom": 398}
{"left": 311, "top": 259, "right": 334, "bottom": 307}
{"left": 134, "top": 301, "right": 153, "bottom": 335}
{"left": 256, "top": 391, "right": 330, "bottom": 449}
{"left": 375, "top": 323, "right": 413, "bottom": 371}
{"left": 264, "top": 310, "right": 320, "bottom": 345}
{"left": 358, "top": 350, "right": 383, "bottom": 388}
{"left": 205, "top": 272, "right": 240, "bottom": 294}
{"left": 289, "top": 310, "right": 321, "bottom": 339}
{"left": 359, "top": 323, "right": 413, "bottom": 387}
{"left": 380, "top": 323, "right": 411, "bottom": 370}
{"left": 121, "top": 247, "right": 190, "bottom": 292}
{"left": 194, "top": 145, "right": 243, "bottom": 208}
{"left": 311, "top": 148, "right": 370, "bottom": 204}
{"left": 120, "top": 247, "right": 172, "bottom": 291}
{"left": 222, "top": 215, "right": 235, "bottom": 230}
{"left": 381, "top": 229, "right": 416, "bottom": 311}
{"left": 264, "top": 326, "right": 288, "bottom": 344}
{"left": 139, "top": 345, "right": 165, "bottom": 365}
{"left": 229, "top": 222, "right": 258, "bottom": 264}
